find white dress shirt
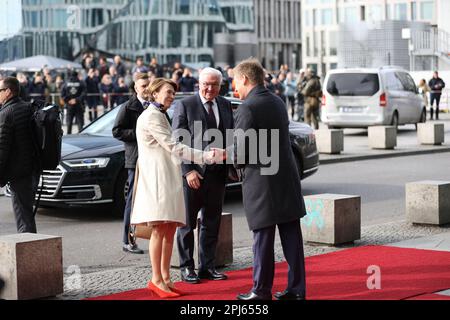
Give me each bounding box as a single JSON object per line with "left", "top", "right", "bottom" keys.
{"left": 199, "top": 94, "right": 220, "bottom": 127}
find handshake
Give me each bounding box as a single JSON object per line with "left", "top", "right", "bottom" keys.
{"left": 204, "top": 148, "right": 227, "bottom": 165}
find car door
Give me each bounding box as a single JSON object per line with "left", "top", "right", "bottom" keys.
{"left": 383, "top": 71, "right": 405, "bottom": 123}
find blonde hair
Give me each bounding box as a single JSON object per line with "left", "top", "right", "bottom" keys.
{"left": 145, "top": 78, "right": 178, "bottom": 102}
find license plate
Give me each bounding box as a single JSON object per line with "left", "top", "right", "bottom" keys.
{"left": 341, "top": 106, "right": 363, "bottom": 113}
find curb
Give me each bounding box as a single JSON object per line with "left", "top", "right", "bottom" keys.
{"left": 319, "top": 146, "right": 450, "bottom": 165}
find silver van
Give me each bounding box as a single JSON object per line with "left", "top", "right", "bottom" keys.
{"left": 321, "top": 67, "right": 427, "bottom": 129}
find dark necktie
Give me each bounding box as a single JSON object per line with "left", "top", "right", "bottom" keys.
{"left": 206, "top": 101, "right": 217, "bottom": 129}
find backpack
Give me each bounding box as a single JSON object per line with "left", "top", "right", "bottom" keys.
{"left": 30, "top": 101, "right": 63, "bottom": 171}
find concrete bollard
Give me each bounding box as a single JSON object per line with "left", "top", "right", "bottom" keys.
{"left": 301, "top": 194, "right": 361, "bottom": 245}
{"left": 171, "top": 212, "right": 233, "bottom": 268}
{"left": 0, "top": 233, "right": 63, "bottom": 300}
{"left": 368, "top": 126, "right": 397, "bottom": 149}
{"left": 417, "top": 123, "right": 445, "bottom": 145}
{"left": 315, "top": 129, "right": 344, "bottom": 154}
{"left": 0, "top": 186, "right": 5, "bottom": 196}
{"left": 406, "top": 181, "right": 450, "bottom": 225}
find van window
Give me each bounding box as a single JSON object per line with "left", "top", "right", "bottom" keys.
{"left": 382, "top": 71, "right": 403, "bottom": 91}
{"left": 326, "top": 73, "right": 380, "bottom": 96}
{"left": 396, "top": 72, "right": 417, "bottom": 93}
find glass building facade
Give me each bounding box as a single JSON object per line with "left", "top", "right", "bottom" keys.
{"left": 2, "top": 0, "right": 255, "bottom": 65}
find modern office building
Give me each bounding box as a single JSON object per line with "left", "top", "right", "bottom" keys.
{"left": 253, "top": 0, "right": 302, "bottom": 71}
{"left": 302, "top": 0, "right": 450, "bottom": 77}
{"left": 1, "top": 0, "right": 304, "bottom": 71}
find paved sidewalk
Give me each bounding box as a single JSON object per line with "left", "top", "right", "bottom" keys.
{"left": 57, "top": 219, "right": 450, "bottom": 300}
{"left": 318, "top": 114, "right": 450, "bottom": 164}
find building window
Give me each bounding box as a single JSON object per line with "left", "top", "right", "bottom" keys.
{"left": 420, "top": 1, "right": 433, "bottom": 20}
{"left": 304, "top": 10, "right": 310, "bottom": 26}
{"left": 329, "top": 30, "right": 337, "bottom": 56}
{"left": 322, "top": 8, "right": 333, "bottom": 25}
{"left": 330, "top": 63, "right": 338, "bottom": 70}
{"left": 368, "top": 5, "right": 383, "bottom": 21}
{"left": 344, "top": 7, "right": 358, "bottom": 23}
{"left": 411, "top": 2, "right": 417, "bottom": 20}
{"left": 306, "top": 35, "right": 311, "bottom": 57}
{"left": 395, "top": 3, "right": 407, "bottom": 20}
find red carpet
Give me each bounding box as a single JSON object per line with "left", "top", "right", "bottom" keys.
{"left": 88, "top": 246, "right": 450, "bottom": 300}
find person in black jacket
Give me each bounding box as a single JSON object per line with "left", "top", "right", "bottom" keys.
{"left": 112, "top": 72, "right": 150, "bottom": 254}
{"left": 428, "top": 71, "right": 446, "bottom": 120}
{"left": 0, "top": 77, "right": 40, "bottom": 233}
{"left": 61, "top": 71, "right": 86, "bottom": 134}
{"left": 232, "top": 59, "right": 306, "bottom": 301}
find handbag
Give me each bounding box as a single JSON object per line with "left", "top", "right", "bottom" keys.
{"left": 129, "top": 161, "right": 152, "bottom": 240}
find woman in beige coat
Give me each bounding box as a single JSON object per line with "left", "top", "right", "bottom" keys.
{"left": 418, "top": 78, "right": 430, "bottom": 108}
{"left": 131, "top": 78, "right": 225, "bottom": 298}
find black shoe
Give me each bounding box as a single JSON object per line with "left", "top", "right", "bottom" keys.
{"left": 274, "top": 290, "right": 305, "bottom": 300}
{"left": 180, "top": 267, "right": 200, "bottom": 284}
{"left": 198, "top": 269, "right": 228, "bottom": 281}
{"left": 122, "top": 243, "right": 144, "bottom": 254}
{"left": 236, "top": 291, "right": 272, "bottom": 301}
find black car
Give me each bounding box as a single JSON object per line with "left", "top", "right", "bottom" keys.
{"left": 7, "top": 96, "right": 319, "bottom": 216}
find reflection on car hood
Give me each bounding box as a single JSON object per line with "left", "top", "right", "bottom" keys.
{"left": 61, "top": 134, "right": 123, "bottom": 159}
{"left": 288, "top": 121, "right": 314, "bottom": 137}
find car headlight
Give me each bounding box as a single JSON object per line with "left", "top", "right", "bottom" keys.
{"left": 62, "top": 158, "right": 110, "bottom": 169}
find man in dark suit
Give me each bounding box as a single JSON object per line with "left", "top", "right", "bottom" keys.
{"left": 112, "top": 72, "right": 150, "bottom": 254}
{"left": 232, "top": 59, "right": 307, "bottom": 300}
{"left": 172, "top": 68, "right": 234, "bottom": 284}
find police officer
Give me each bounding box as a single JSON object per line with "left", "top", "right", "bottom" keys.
{"left": 61, "top": 71, "right": 86, "bottom": 134}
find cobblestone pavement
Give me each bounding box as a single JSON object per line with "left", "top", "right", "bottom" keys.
{"left": 56, "top": 220, "right": 450, "bottom": 300}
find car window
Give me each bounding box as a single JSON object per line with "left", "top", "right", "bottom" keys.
{"left": 382, "top": 71, "right": 403, "bottom": 91}
{"left": 81, "top": 106, "right": 121, "bottom": 137}
{"left": 326, "top": 73, "right": 380, "bottom": 96}
{"left": 396, "top": 72, "right": 416, "bottom": 93}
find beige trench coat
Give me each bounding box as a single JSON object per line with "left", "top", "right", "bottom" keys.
{"left": 131, "top": 105, "right": 205, "bottom": 226}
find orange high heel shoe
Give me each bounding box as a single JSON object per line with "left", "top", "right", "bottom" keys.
{"left": 166, "top": 283, "right": 186, "bottom": 296}
{"left": 147, "top": 281, "right": 180, "bottom": 299}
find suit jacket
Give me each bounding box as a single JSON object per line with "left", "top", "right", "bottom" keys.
{"left": 233, "top": 85, "right": 306, "bottom": 231}
{"left": 171, "top": 93, "right": 234, "bottom": 179}
{"left": 131, "top": 105, "right": 205, "bottom": 226}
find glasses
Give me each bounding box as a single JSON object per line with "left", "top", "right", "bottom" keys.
{"left": 200, "top": 82, "right": 220, "bottom": 88}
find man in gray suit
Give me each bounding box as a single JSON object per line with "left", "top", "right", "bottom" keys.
{"left": 232, "top": 59, "right": 307, "bottom": 300}
{"left": 172, "top": 68, "right": 234, "bottom": 284}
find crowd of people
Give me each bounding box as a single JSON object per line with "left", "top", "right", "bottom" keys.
{"left": 0, "top": 52, "right": 326, "bottom": 134}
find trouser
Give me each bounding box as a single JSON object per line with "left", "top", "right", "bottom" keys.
{"left": 66, "top": 104, "right": 85, "bottom": 134}
{"left": 177, "top": 171, "right": 226, "bottom": 270}
{"left": 430, "top": 93, "right": 441, "bottom": 120}
{"left": 286, "top": 95, "right": 296, "bottom": 118}
{"left": 251, "top": 220, "right": 306, "bottom": 297}
{"left": 9, "top": 173, "right": 40, "bottom": 233}
{"left": 123, "top": 169, "right": 135, "bottom": 244}
{"left": 304, "top": 97, "right": 319, "bottom": 129}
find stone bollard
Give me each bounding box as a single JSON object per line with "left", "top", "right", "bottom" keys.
{"left": 315, "top": 129, "right": 344, "bottom": 154}
{"left": 368, "top": 126, "right": 397, "bottom": 149}
{"left": 0, "top": 186, "right": 5, "bottom": 196}
{"left": 406, "top": 181, "right": 450, "bottom": 225}
{"left": 301, "top": 194, "right": 361, "bottom": 245}
{"left": 417, "top": 123, "right": 445, "bottom": 145}
{"left": 0, "top": 233, "right": 63, "bottom": 300}
{"left": 171, "top": 212, "right": 233, "bottom": 268}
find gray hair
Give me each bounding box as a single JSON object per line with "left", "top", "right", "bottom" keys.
{"left": 199, "top": 67, "right": 223, "bottom": 83}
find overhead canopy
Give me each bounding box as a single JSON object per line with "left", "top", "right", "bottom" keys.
{"left": 0, "top": 55, "right": 82, "bottom": 72}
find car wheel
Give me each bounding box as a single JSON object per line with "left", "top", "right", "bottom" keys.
{"left": 112, "top": 169, "right": 127, "bottom": 217}
{"left": 391, "top": 112, "right": 399, "bottom": 131}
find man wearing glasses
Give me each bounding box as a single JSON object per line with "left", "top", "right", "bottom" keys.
{"left": 0, "top": 77, "right": 40, "bottom": 233}
{"left": 172, "top": 68, "right": 234, "bottom": 284}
